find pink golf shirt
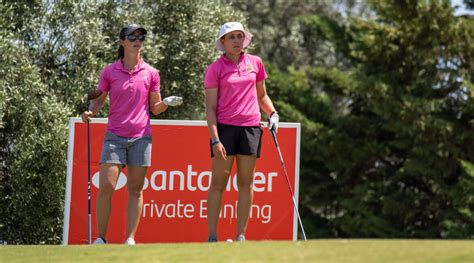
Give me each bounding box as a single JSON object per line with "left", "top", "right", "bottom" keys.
{"left": 98, "top": 59, "right": 160, "bottom": 138}
{"left": 204, "top": 53, "right": 268, "bottom": 126}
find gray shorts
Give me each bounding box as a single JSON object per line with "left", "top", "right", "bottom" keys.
{"left": 100, "top": 132, "right": 152, "bottom": 167}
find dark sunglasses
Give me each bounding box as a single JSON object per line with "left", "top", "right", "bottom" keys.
{"left": 125, "top": 34, "right": 145, "bottom": 42}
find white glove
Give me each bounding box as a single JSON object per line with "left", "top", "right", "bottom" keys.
{"left": 268, "top": 111, "right": 279, "bottom": 133}
{"left": 163, "top": 96, "right": 183, "bottom": 106}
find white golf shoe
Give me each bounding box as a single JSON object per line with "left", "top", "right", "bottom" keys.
{"left": 124, "top": 237, "right": 136, "bottom": 245}
{"left": 92, "top": 237, "right": 106, "bottom": 245}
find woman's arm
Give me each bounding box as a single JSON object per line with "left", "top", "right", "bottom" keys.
{"left": 256, "top": 80, "right": 276, "bottom": 116}
{"left": 150, "top": 91, "right": 168, "bottom": 115}
{"left": 205, "top": 88, "right": 226, "bottom": 160}
{"left": 81, "top": 90, "right": 108, "bottom": 123}
{"left": 205, "top": 89, "right": 219, "bottom": 142}
{"left": 257, "top": 80, "right": 279, "bottom": 132}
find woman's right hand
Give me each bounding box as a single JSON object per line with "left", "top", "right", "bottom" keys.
{"left": 81, "top": 111, "right": 94, "bottom": 123}
{"left": 213, "top": 142, "right": 227, "bottom": 160}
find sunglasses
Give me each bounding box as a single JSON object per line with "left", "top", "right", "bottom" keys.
{"left": 125, "top": 34, "right": 145, "bottom": 42}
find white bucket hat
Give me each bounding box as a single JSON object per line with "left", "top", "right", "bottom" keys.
{"left": 215, "top": 22, "right": 253, "bottom": 52}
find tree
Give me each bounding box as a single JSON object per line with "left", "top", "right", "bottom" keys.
{"left": 224, "top": 0, "right": 338, "bottom": 69}
{"left": 0, "top": 18, "right": 71, "bottom": 243}
{"left": 296, "top": 0, "right": 474, "bottom": 237}
{"left": 463, "top": 0, "right": 474, "bottom": 10}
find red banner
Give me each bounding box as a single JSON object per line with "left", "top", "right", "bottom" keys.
{"left": 62, "top": 118, "right": 301, "bottom": 244}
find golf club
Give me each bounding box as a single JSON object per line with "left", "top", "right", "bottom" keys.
{"left": 86, "top": 89, "right": 103, "bottom": 244}
{"left": 87, "top": 115, "right": 91, "bottom": 244}
{"left": 270, "top": 128, "right": 307, "bottom": 241}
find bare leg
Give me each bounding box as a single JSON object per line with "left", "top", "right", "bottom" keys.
{"left": 207, "top": 156, "right": 235, "bottom": 239}
{"left": 126, "top": 166, "right": 147, "bottom": 239}
{"left": 96, "top": 163, "right": 121, "bottom": 239}
{"left": 235, "top": 155, "right": 257, "bottom": 238}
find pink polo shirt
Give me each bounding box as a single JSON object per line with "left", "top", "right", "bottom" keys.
{"left": 204, "top": 53, "right": 268, "bottom": 126}
{"left": 98, "top": 59, "right": 160, "bottom": 138}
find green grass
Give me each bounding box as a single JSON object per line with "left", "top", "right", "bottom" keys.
{"left": 0, "top": 240, "right": 473, "bottom": 263}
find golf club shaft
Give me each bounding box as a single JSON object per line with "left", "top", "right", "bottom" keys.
{"left": 87, "top": 120, "right": 92, "bottom": 244}
{"left": 271, "top": 129, "right": 307, "bottom": 241}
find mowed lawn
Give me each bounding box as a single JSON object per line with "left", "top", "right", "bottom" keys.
{"left": 0, "top": 239, "right": 473, "bottom": 263}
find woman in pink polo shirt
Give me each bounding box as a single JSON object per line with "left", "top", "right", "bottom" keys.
{"left": 81, "top": 24, "right": 182, "bottom": 245}
{"left": 204, "top": 22, "right": 279, "bottom": 242}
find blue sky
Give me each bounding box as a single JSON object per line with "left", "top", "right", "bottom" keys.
{"left": 451, "top": 0, "right": 474, "bottom": 15}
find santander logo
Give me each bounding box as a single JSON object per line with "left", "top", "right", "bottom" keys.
{"left": 91, "top": 165, "right": 277, "bottom": 193}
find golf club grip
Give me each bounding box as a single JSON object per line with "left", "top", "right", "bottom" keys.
{"left": 270, "top": 128, "right": 279, "bottom": 148}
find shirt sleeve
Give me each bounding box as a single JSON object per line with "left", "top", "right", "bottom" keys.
{"left": 204, "top": 62, "right": 219, "bottom": 89}
{"left": 255, "top": 56, "right": 268, "bottom": 83}
{"left": 150, "top": 69, "right": 160, "bottom": 93}
{"left": 97, "top": 67, "right": 110, "bottom": 92}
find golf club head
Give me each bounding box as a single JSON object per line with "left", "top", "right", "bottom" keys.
{"left": 87, "top": 89, "right": 103, "bottom": 101}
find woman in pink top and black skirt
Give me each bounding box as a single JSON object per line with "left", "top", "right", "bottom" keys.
{"left": 81, "top": 24, "right": 182, "bottom": 245}
{"left": 204, "top": 22, "right": 279, "bottom": 242}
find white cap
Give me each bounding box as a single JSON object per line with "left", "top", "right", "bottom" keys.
{"left": 215, "top": 22, "right": 253, "bottom": 52}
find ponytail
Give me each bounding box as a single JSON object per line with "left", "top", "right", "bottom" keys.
{"left": 117, "top": 45, "right": 124, "bottom": 59}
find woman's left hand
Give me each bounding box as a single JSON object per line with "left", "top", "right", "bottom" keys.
{"left": 213, "top": 142, "right": 227, "bottom": 160}
{"left": 163, "top": 96, "right": 183, "bottom": 106}
{"left": 268, "top": 112, "right": 279, "bottom": 133}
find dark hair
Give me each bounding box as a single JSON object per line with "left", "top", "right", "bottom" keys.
{"left": 117, "top": 45, "right": 124, "bottom": 59}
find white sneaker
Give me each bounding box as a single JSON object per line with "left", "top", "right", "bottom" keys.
{"left": 124, "top": 237, "right": 136, "bottom": 245}
{"left": 236, "top": 235, "right": 246, "bottom": 242}
{"left": 92, "top": 237, "right": 106, "bottom": 245}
